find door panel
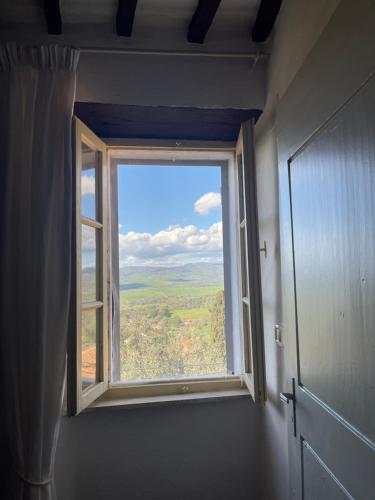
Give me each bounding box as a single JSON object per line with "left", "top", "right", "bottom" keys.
{"left": 290, "top": 84, "right": 375, "bottom": 441}
{"left": 287, "top": 75, "right": 375, "bottom": 498}
{"left": 302, "top": 441, "right": 352, "bottom": 500}
{"left": 297, "top": 387, "right": 374, "bottom": 498}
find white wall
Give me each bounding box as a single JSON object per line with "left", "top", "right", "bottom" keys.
{"left": 255, "top": 126, "right": 287, "bottom": 500}
{"left": 55, "top": 399, "right": 266, "bottom": 500}
{"left": 257, "top": 0, "right": 341, "bottom": 135}
{"left": 76, "top": 51, "right": 266, "bottom": 109}
{"left": 0, "top": 28, "right": 267, "bottom": 111}
{"left": 253, "top": 1, "right": 341, "bottom": 498}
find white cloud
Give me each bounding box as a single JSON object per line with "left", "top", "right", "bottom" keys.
{"left": 81, "top": 225, "right": 96, "bottom": 269}
{"left": 194, "top": 192, "right": 221, "bottom": 215}
{"left": 81, "top": 175, "right": 95, "bottom": 196}
{"left": 118, "top": 222, "right": 223, "bottom": 267}
{"left": 82, "top": 225, "right": 95, "bottom": 252}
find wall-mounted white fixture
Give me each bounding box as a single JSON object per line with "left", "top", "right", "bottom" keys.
{"left": 274, "top": 324, "right": 283, "bottom": 346}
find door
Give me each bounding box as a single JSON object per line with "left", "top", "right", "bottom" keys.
{"left": 282, "top": 76, "right": 375, "bottom": 498}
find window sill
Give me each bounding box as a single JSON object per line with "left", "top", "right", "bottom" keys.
{"left": 87, "top": 376, "right": 250, "bottom": 410}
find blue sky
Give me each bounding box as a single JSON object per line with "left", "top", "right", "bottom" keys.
{"left": 116, "top": 164, "right": 224, "bottom": 267}
{"left": 81, "top": 164, "right": 224, "bottom": 267}
{"left": 117, "top": 165, "right": 221, "bottom": 233}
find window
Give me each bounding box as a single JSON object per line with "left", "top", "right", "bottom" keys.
{"left": 68, "top": 119, "right": 109, "bottom": 415}
{"left": 236, "top": 124, "right": 266, "bottom": 403}
{"left": 111, "top": 163, "right": 230, "bottom": 383}
{"left": 68, "top": 119, "right": 265, "bottom": 414}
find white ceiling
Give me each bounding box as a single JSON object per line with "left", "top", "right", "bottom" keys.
{"left": 0, "top": 0, "right": 261, "bottom": 39}
{"left": 0, "top": 0, "right": 269, "bottom": 56}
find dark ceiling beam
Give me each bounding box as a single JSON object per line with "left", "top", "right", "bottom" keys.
{"left": 252, "top": 0, "right": 282, "bottom": 42}
{"left": 188, "top": 0, "right": 222, "bottom": 44}
{"left": 116, "top": 0, "right": 138, "bottom": 37}
{"left": 43, "top": 0, "right": 62, "bottom": 35}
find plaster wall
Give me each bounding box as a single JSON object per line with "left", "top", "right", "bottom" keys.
{"left": 0, "top": 28, "right": 267, "bottom": 111}
{"left": 55, "top": 399, "right": 265, "bottom": 500}
{"left": 253, "top": 1, "right": 342, "bottom": 499}
{"left": 76, "top": 51, "right": 266, "bottom": 109}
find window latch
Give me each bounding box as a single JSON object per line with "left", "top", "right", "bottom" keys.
{"left": 259, "top": 240, "right": 267, "bottom": 258}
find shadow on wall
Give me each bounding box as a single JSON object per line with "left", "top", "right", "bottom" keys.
{"left": 255, "top": 124, "right": 289, "bottom": 500}
{"left": 55, "top": 398, "right": 267, "bottom": 500}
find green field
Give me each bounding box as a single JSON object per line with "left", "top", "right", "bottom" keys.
{"left": 172, "top": 307, "right": 210, "bottom": 320}
{"left": 118, "top": 263, "right": 226, "bottom": 381}
{"left": 120, "top": 284, "right": 222, "bottom": 302}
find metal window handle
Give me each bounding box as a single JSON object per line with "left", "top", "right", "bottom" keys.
{"left": 280, "top": 392, "right": 294, "bottom": 404}
{"left": 259, "top": 240, "right": 267, "bottom": 258}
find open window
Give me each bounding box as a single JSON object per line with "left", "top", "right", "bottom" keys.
{"left": 67, "top": 118, "right": 109, "bottom": 415}
{"left": 235, "top": 122, "right": 266, "bottom": 403}
{"left": 68, "top": 118, "right": 265, "bottom": 414}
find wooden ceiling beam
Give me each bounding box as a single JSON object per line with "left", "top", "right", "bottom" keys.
{"left": 43, "top": 0, "right": 62, "bottom": 35}
{"left": 252, "top": 0, "right": 282, "bottom": 42}
{"left": 188, "top": 0, "right": 222, "bottom": 44}
{"left": 116, "top": 0, "right": 138, "bottom": 37}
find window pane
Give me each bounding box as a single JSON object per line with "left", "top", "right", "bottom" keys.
{"left": 116, "top": 165, "right": 226, "bottom": 382}
{"left": 81, "top": 143, "right": 98, "bottom": 220}
{"left": 81, "top": 224, "right": 98, "bottom": 302}
{"left": 242, "top": 303, "right": 252, "bottom": 374}
{"left": 81, "top": 309, "right": 98, "bottom": 391}
{"left": 237, "top": 154, "right": 245, "bottom": 222}
{"left": 240, "top": 226, "right": 248, "bottom": 298}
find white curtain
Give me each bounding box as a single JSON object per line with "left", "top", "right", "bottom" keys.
{"left": 0, "top": 43, "right": 79, "bottom": 499}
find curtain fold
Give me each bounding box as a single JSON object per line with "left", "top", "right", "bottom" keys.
{"left": 0, "top": 43, "right": 79, "bottom": 499}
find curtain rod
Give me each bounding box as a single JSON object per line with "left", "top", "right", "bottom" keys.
{"left": 80, "top": 47, "right": 268, "bottom": 59}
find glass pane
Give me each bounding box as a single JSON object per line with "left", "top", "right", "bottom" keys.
{"left": 81, "top": 224, "right": 98, "bottom": 302}
{"left": 81, "top": 309, "right": 98, "bottom": 391}
{"left": 242, "top": 303, "right": 252, "bottom": 373}
{"left": 240, "top": 226, "right": 248, "bottom": 298}
{"left": 81, "top": 142, "right": 98, "bottom": 220}
{"left": 237, "top": 154, "right": 245, "bottom": 222}
{"left": 116, "top": 165, "right": 226, "bottom": 382}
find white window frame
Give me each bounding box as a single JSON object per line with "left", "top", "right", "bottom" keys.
{"left": 68, "top": 121, "right": 266, "bottom": 413}
{"left": 109, "top": 153, "right": 241, "bottom": 387}
{"left": 235, "top": 122, "right": 266, "bottom": 403}
{"left": 67, "top": 118, "right": 109, "bottom": 415}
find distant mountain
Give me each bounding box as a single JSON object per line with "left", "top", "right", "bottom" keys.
{"left": 119, "top": 263, "right": 224, "bottom": 287}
